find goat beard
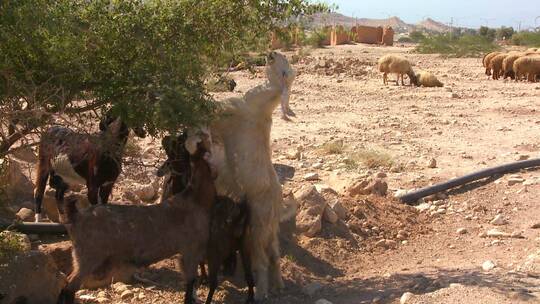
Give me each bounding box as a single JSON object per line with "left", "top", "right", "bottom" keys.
{"left": 280, "top": 79, "right": 293, "bottom": 121}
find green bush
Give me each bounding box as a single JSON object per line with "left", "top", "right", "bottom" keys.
{"left": 416, "top": 33, "right": 499, "bottom": 57}
{"left": 0, "top": 0, "right": 329, "bottom": 157}
{"left": 305, "top": 28, "right": 329, "bottom": 48}
{"left": 397, "top": 36, "right": 413, "bottom": 43}
{"left": 511, "top": 31, "right": 540, "bottom": 47}
{"left": 409, "top": 31, "right": 426, "bottom": 42}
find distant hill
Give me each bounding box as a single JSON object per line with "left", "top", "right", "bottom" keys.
{"left": 306, "top": 13, "right": 452, "bottom": 33}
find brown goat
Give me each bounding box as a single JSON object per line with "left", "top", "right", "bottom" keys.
{"left": 158, "top": 132, "right": 255, "bottom": 304}
{"left": 33, "top": 115, "right": 144, "bottom": 222}
{"left": 58, "top": 142, "right": 213, "bottom": 304}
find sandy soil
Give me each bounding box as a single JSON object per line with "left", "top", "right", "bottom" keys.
{"left": 30, "top": 43, "right": 540, "bottom": 304}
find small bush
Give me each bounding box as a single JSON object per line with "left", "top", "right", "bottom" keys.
{"left": 397, "top": 36, "right": 413, "bottom": 43}
{"left": 320, "top": 140, "right": 345, "bottom": 155}
{"left": 416, "top": 33, "right": 499, "bottom": 57}
{"left": 305, "top": 29, "right": 329, "bottom": 48}
{"left": 409, "top": 31, "right": 426, "bottom": 42}
{"left": 0, "top": 232, "right": 25, "bottom": 262}
{"left": 348, "top": 149, "right": 394, "bottom": 169}
{"left": 511, "top": 32, "right": 540, "bottom": 47}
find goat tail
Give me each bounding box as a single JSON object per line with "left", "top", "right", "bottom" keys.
{"left": 64, "top": 196, "right": 79, "bottom": 223}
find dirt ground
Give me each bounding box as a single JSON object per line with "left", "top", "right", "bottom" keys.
{"left": 29, "top": 43, "right": 540, "bottom": 303}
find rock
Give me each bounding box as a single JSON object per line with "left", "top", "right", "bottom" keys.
{"left": 449, "top": 93, "right": 459, "bottom": 98}
{"left": 490, "top": 214, "right": 507, "bottom": 226}
{"left": 415, "top": 203, "right": 431, "bottom": 212}
{"left": 508, "top": 177, "right": 525, "bottom": 186}
{"left": 531, "top": 223, "right": 540, "bottom": 229}
{"left": 2, "top": 158, "right": 34, "bottom": 206}
{"left": 511, "top": 231, "right": 525, "bottom": 239}
{"left": 516, "top": 154, "right": 530, "bottom": 161}
{"left": 323, "top": 206, "right": 338, "bottom": 224}
{"left": 0, "top": 231, "right": 31, "bottom": 252}
{"left": 375, "top": 172, "right": 387, "bottom": 178}
{"left": 312, "top": 162, "right": 323, "bottom": 169}
{"left": 297, "top": 209, "right": 322, "bottom": 237}
{"left": 314, "top": 184, "right": 338, "bottom": 195}
{"left": 348, "top": 178, "right": 387, "bottom": 197}
{"left": 482, "top": 260, "right": 496, "bottom": 271}
{"left": 43, "top": 192, "right": 91, "bottom": 223}
{"left": 302, "top": 282, "right": 323, "bottom": 297}
{"left": 427, "top": 158, "right": 437, "bottom": 168}
{"left": 486, "top": 228, "right": 510, "bottom": 238}
{"left": 112, "top": 282, "right": 130, "bottom": 293}
{"left": 304, "top": 172, "right": 320, "bottom": 181}
{"left": 330, "top": 201, "right": 348, "bottom": 219}
{"left": 133, "top": 183, "right": 156, "bottom": 201}
{"left": 123, "top": 190, "right": 142, "bottom": 204}
{"left": 456, "top": 228, "right": 468, "bottom": 235}
{"left": 16, "top": 207, "right": 35, "bottom": 221}
{"left": 315, "top": 299, "right": 333, "bottom": 304}
{"left": 400, "top": 292, "right": 415, "bottom": 304}
{"left": 120, "top": 290, "right": 134, "bottom": 300}
{"left": 295, "top": 185, "right": 325, "bottom": 206}
{"left": 79, "top": 294, "right": 97, "bottom": 301}
{"left": 0, "top": 250, "right": 66, "bottom": 303}
{"left": 38, "top": 241, "right": 73, "bottom": 275}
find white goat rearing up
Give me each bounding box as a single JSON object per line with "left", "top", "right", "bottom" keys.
{"left": 201, "top": 51, "right": 295, "bottom": 301}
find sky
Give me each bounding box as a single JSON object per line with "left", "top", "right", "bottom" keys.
{"left": 329, "top": 0, "right": 540, "bottom": 29}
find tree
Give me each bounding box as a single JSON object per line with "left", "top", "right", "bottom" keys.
{"left": 0, "top": 0, "right": 329, "bottom": 157}
{"left": 496, "top": 26, "right": 515, "bottom": 40}
{"left": 479, "top": 26, "right": 496, "bottom": 41}
{"left": 409, "top": 31, "right": 426, "bottom": 42}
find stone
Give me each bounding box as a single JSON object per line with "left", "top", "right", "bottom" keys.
{"left": 508, "top": 177, "right": 525, "bottom": 186}
{"left": 315, "top": 299, "right": 333, "bottom": 304}
{"left": 39, "top": 241, "right": 73, "bottom": 275}
{"left": 79, "top": 295, "right": 97, "bottom": 301}
{"left": 304, "top": 172, "right": 320, "bottom": 181}
{"left": 400, "top": 292, "right": 414, "bottom": 304}
{"left": 16, "top": 207, "right": 35, "bottom": 222}
{"left": 297, "top": 209, "right": 323, "bottom": 237}
{"left": 133, "top": 183, "right": 156, "bottom": 201}
{"left": 511, "top": 231, "right": 525, "bottom": 239}
{"left": 531, "top": 223, "right": 540, "bottom": 229}
{"left": 120, "top": 290, "right": 134, "bottom": 300}
{"left": 123, "top": 190, "right": 142, "bottom": 204}
{"left": 330, "top": 201, "right": 348, "bottom": 220}
{"left": 449, "top": 93, "right": 459, "bottom": 98}
{"left": 490, "top": 214, "right": 507, "bottom": 226}
{"left": 314, "top": 184, "right": 338, "bottom": 195}
{"left": 112, "top": 282, "right": 130, "bottom": 293}
{"left": 312, "top": 163, "right": 323, "bottom": 169}
{"left": 348, "top": 178, "right": 387, "bottom": 197}
{"left": 456, "top": 228, "right": 468, "bottom": 235}
{"left": 302, "top": 282, "right": 323, "bottom": 297}
{"left": 427, "top": 158, "right": 437, "bottom": 168}
{"left": 482, "top": 260, "right": 496, "bottom": 271}
{"left": 295, "top": 185, "right": 325, "bottom": 206}
{"left": 0, "top": 250, "right": 66, "bottom": 303}
{"left": 2, "top": 158, "right": 34, "bottom": 206}
{"left": 516, "top": 154, "right": 530, "bottom": 161}
{"left": 323, "top": 206, "right": 338, "bottom": 224}
{"left": 486, "top": 228, "right": 510, "bottom": 238}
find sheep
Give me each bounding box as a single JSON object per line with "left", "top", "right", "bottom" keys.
{"left": 203, "top": 51, "right": 295, "bottom": 301}
{"left": 414, "top": 71, "right": 444, "bottom": 87}
{"left": 33, "top": 114, "right": 145, "bottom": 222}
{"left": 483, "top": 51, "right": 501, "bottom": 76}
{"left": 502, "top": 53, "right": 524, "bottom": 79}
{"left": 57, "top": 139, "right": 214, "bottom": 304}
{"left": 513, "top": 55, "right": 540, "bottom": 82}
{"left": 488, "top": 53, "right": 509, "bottom": 80}
{"left": 377, "top": 54, "right": 417, "bottom": 86}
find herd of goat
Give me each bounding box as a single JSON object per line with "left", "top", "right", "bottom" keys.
{"left": 25, "top": 46, "right": 540, "bottom": 303}
{"left": 34, "top": 51, "right": 295, "bottom": 304}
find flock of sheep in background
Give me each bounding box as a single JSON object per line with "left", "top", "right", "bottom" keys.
{"left": 483, "top": 48, "right": 540, "bottom": 81}
{"left": 377, "top": 47, "right": 540, "bottom": 88}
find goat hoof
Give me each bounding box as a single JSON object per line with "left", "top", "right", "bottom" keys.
{"left": 35, "top": 213, "right": 42, "bottom": 223}
{"left": 286, "top": 109, "right": 296, "bottom": 117}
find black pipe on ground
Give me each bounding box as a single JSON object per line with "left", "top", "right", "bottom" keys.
{"left": 398, "top": 158, "right": 540, "bottom": 205}
{"left": 4, "top": 222, "right": 67, "bottom": 234}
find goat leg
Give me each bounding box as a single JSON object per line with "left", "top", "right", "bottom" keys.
{"left": 240, "top": 247, "right": 255, "bottom": 304}
{"left": 34, "top": 156, "right": 50, "bottom": 222}
{"left": 204, "top": 258, "right": 220, "bottom": 304}
{"left": 99, "top": 182, "right": 114, "bottom": 204}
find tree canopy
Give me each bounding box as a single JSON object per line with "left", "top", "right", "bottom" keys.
{"left": 0, "top": 0, "right": 328, "bottom": 157}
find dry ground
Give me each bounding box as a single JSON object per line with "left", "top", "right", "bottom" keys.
{"left": 31, "top": 43, "right": 540, "bottom": 303}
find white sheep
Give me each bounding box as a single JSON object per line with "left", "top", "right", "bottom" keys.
{"left": 203, "top": 51, "right": 295, "bottom": 301}
{"left": 377, "top": 54, "right": 417, "bottom": 86}
{"left": 414, "top": 71, "right": 444, "bottom": 87}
